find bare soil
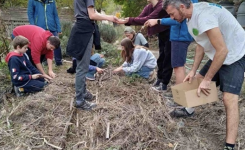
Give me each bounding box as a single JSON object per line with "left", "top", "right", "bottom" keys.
{"left": 0, "top": 47, "right": 245, "bottom": 150}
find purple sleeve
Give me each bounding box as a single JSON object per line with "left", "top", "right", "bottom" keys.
{"left": 126, "top": 4, "right": 163, "bottom": 25}
{"left": 89, "top": 65, "right": 96, "bottom": 71}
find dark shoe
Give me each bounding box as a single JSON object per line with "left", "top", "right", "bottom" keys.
{"left": 152, "top": 83, "right": 167, "bottom": 92}
{"left": 170, "top": 108, "right": 194, "bottom": 118}
{"left": 14, "top": 86, "right": 24, "bottom": 97}
{"left": 67, "top": 67, "right": 76, "bottom": 74}
{"left": 84, "top": 90, "right": 94, "bottom": 101}
{"left": 75, "top": 101, "right": 97, "bottom": 110}
{"left": 153, "top": 79, "right": 162, "bottom": 87}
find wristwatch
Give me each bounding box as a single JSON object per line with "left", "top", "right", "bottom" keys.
{"left": 157, "top": 19, "right": 161, "bottom": 25}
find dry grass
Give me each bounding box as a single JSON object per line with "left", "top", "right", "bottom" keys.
{"left": 0, "top": 62, "right": 245, "bottom": 150}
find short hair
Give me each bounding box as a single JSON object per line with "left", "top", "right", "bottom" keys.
{"left": 163, "top": 0, "right": 191, "bottom": 10}
{"left": 48, "top": 36, "right": 60, "bottom": 49}
{"left": 124, "top": 27, "right": 135, "bottom": 34}
{"left": 12, "top": 35, "right": 30, "bottom": 49}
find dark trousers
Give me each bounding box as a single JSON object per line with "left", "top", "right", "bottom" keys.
{"left": 157, "top": 29, "right": 173, "bottom": 85}
{"left": 50, "top": 31, "right": 63, "bottom": 65}
{"left": 26, "top": 48, "right": 45, "bottom": 67}
{"left": 23, "top": 78, "right": 45, "bottom": 93}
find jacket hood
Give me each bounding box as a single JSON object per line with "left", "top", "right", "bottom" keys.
{"left": 5, "top": 52, "right": 23, "bottom": 63}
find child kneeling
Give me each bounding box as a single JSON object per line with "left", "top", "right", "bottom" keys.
{"left": 113, "top": 38, "right": 157, "bottom": 79}
{"left": 5, "top": 36, "right": 47, "bottom": 97}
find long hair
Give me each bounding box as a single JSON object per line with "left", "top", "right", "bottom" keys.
{"left": 121, "top": 38, "right": 135, "bottom": 63}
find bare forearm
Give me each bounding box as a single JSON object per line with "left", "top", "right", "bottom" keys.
{"left": 205, "top": 49, "right": 228, "bottom": 80}
{"left": 192, "top": 45, "right": 205, "bottom": 72}
{"left": 47, "top": 58, "right": 53, "bottom": 72}
{"left": 36, "top": 63, "right": 45, "bottom": 74}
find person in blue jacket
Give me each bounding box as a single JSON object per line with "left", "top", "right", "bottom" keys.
{"left": 5, "top": 36, "right": 48, "bottom": 97}
{"left": 27, "top": 0, "right": 63, "bottom": 66}
{"left": 144, "top": 0, "right": 198, "bottom": 117}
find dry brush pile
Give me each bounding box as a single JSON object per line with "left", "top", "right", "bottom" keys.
{"left": 0, "top": 64, "right": 245, "bottom": 150}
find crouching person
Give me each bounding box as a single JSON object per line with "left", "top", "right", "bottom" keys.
{"left": 113, "top": 38, "right": 157, "bottom": 79}
{"left": 5, "top": 36, "right": 47, "bottom": 97}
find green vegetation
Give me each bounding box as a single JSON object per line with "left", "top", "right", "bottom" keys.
{"left": 98, "top": 23, "right": 117, "bottom": 44}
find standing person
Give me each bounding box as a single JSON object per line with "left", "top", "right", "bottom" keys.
{"left": 66, "top": 0, "right": 118, "bottom": 110}
{"left": 28, "top": 0, "right": 63, "bottom": 66}
{"left": 5, "top": 36, "right": 47, "bottom": 97}
{"left": 113, "top": 38, "right": 157, "bottom": 79}
{"left": 163, "top": 0, "right": 245, "bottom": 149}
{"left": 144, "top": 0, "right": 198, "bottom": 117}
{"left": 12, "top": 25, "right": 60, "bottom": 80}
{"left": 117, "top": 0, "right": 172, "bottom": 92}
{"left": 124, "top": 27, "right": 149, "bottom": 48}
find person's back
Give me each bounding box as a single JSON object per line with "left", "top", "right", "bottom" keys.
{"left": 187, "top": 2, "right": 245, "bottom": 65}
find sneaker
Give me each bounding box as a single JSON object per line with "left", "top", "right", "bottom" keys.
{"left": 14, "top": 86, "right": 24, "bottom": 97}
{"left": 151, "top": 83, "right": 167, "bottom": 92}
{"left": 67, "top": 67, "right": 76, "bottom": 74}
{"left": 86, "top": 74, "right": 95, "bottom": 81}
{"left": 75, "top": 100, "right": 97, "bottom": 110}
{"left": 153, "top": 79, "right": 162, "bottom": 87}
{"left": 169, "top": 108, "right": 194, "bottom": 118}
{"left": 84, "top": 90, "right": 94, "bottom": 101}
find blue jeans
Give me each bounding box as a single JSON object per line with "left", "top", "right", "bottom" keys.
{"left": 86, "top": 53, "right": 105, "bottom": 78}
{"left": 22, "top": 78, "right": 45, "bottom": 93}
{"left": 126, "top": 66, "right": 154, "bottom": 78}
{"left": 76, "top": 35, "right": 93, "bottom": 102}
{"left": 50, "top": 31, "right": 63, "bottom": 66}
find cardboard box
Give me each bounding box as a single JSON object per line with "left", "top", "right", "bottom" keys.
{"left": 171, "top": 78, "right": 219, "bottom": 107}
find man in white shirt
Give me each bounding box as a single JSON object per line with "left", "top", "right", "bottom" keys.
{"left": 162, "top": 0, "right": 245, "bottom": 149}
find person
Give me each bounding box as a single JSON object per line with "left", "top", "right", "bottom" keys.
{"left": 27, "top": 0, "right": 63, "bottom": 66}
{"left": 5, "top": 36, "right": 47, "bottom": 97}
{"left": 162, "top": 0, "right": 245, "bottom": 149}
{"left": 117, "top": 0, "right": 172, "bottom": 92}
{"left": 124, "top": 27, "right": 149, "bottom": 48}
{"left": 12, "top": 25, "right": 60, "bottom": 80}
{"left": 113, "top": 38, "right": 157, "bottom": 79}
{"left": 66, "top": 0, "right": 118, "bottom": 110}
{"left": 144, "top": 0, "right": 198, "bottom": 117}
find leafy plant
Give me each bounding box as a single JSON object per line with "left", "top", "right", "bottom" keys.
{"left": 98, "top": 23, "right": 117, "bottom": 43}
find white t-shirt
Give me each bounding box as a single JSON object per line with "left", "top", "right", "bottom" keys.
{"left": 187, "top": 2, "right": 245, "bottom": 65}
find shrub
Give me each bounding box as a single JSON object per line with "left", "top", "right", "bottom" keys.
{"left": 98, "top": 23, "right": 117, "bottom": 43}
{"left": 60, "top": 21, "right": 73, "bottom": 56}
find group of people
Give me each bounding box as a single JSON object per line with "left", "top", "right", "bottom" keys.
{"left": 5, "top": 0, "right": 245, "bottom": 149}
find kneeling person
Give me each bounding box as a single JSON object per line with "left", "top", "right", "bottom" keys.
{"left": 5, "top": 36, "right": 47, "bottom": 97}
{"left": 113, "top": 38, "right": 157, "bottom": 79}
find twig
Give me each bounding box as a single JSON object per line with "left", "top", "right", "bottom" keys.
{"left": 106, "top": 122, "right": 110, "bottom": 139}
{"left": 72, "top": 141, "right": 86, "bottom": 149}
{"left": 60, "top": 109, "right": 75, "bottom": 149}
{"left": 44, "top": 138, "right": 62, "bottom": 150}
{"left": 20, "top": 115, "right": 43, "bottom": 132}
{"left": 173, "top": 142, "right": 178, "bottom": 150}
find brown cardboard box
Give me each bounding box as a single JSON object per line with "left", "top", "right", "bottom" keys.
{"left": 171, "top": 78, "right": 219, "bottom": 107}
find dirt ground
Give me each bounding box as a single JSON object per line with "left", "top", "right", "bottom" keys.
{"left": 0, "top": 48, "right": 245, "bottom": 149}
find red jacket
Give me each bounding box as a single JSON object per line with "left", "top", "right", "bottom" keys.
{"left": 13, "top": 25, "right": 53, "bottom": 64}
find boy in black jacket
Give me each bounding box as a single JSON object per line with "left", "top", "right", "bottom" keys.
{"left": 5, "top": 36, "right": 47, "bottom": 97}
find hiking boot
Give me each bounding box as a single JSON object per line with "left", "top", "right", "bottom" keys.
{"left": 14, "top": 86, "right": 24, "bottom": 97}
{"left": 67, "top": 67, "right": 76, "bottom": 74}
{"left": 75, "top": 100, "right": 97, "bottom": 110}
{"left": 84, "top": 90, "right": 94, "bottom": 101}
{"left": 152, "top": 83, "right": 167, "bottom": 92}
{"left": 170, "top": 108, "right": 194, "bottom": 118}
{"left": 224, "top": 146, "right": 234, "bottom": 150}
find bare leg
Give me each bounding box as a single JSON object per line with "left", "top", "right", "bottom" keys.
{"left": 223, "top": 92, "right": 239, "bottom": 144}
{"left": 174, "top": 66, "right": 186, "bottom": 84}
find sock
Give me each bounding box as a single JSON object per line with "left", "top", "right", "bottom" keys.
{"left": 224, "top": 143, "right": 235, "bottom": 150}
